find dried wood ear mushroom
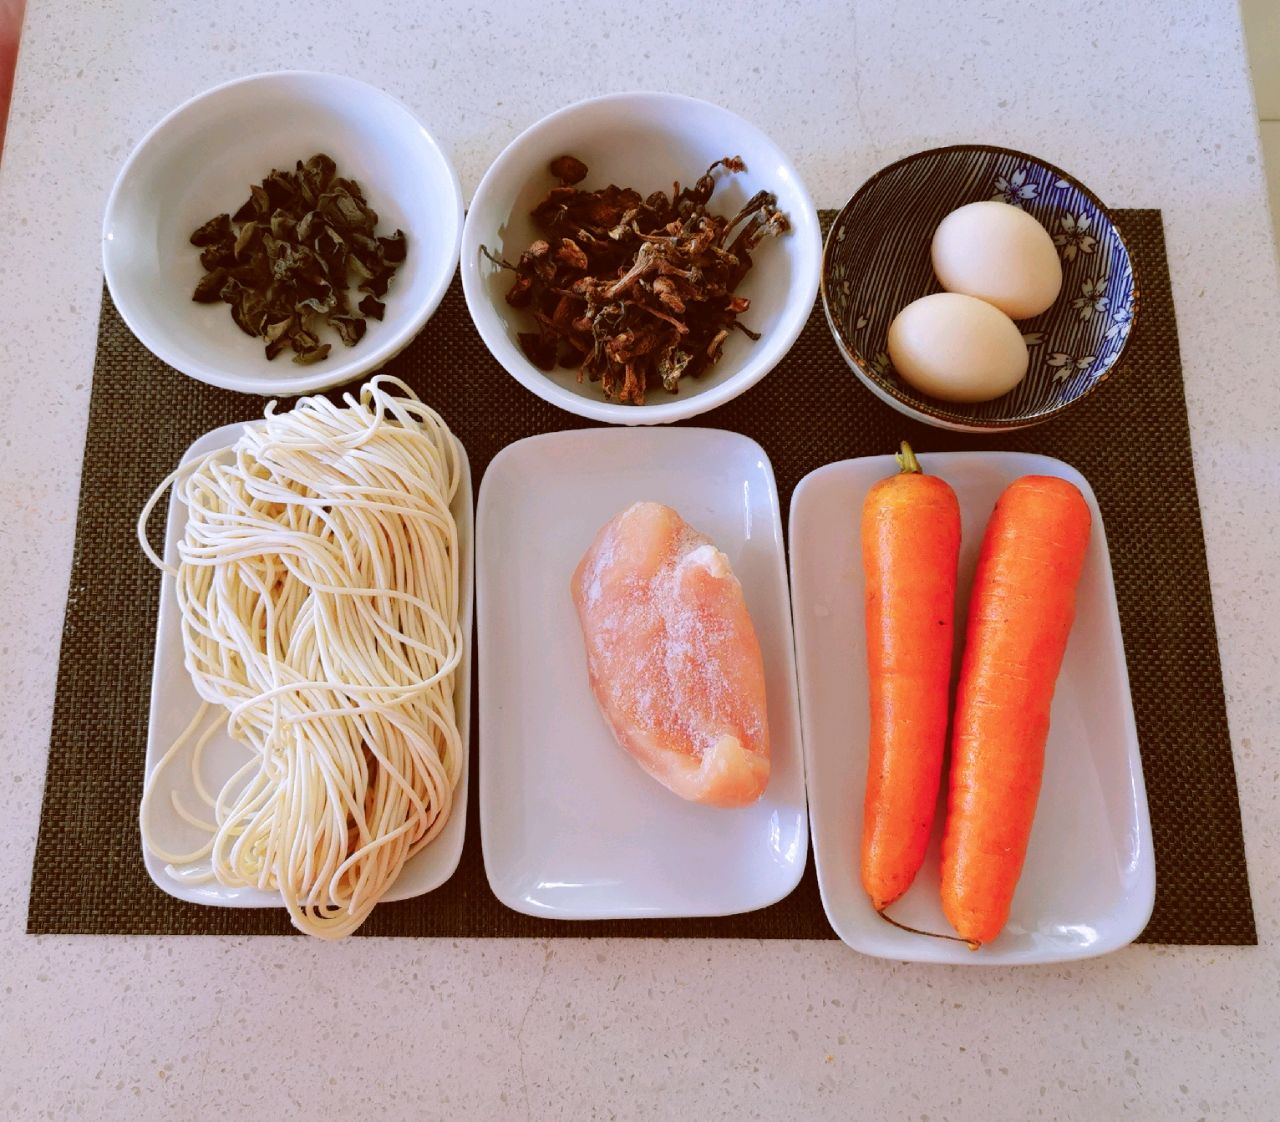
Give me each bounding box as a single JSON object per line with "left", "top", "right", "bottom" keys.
{"left": 189, "top": 153, "right": 407, "bottom": 365}
{"left": 483, "top": 155, "right": 789, "bottom": 404}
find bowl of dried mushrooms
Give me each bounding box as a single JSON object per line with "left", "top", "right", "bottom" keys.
{"left": 104, "top": 71, "right": 463, "bottom": 395}
{"left": 460, "top": 92, "right": 821, "bottom": 424}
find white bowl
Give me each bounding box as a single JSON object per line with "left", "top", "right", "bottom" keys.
{"left": 103, "top": 71, "right": 463, "bottom": 396}
{"left": 460, "top": 92, "right": 821, "bottom": 425}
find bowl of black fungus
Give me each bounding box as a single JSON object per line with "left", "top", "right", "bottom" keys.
{"left": 104, "top": 71, "right": 463, "bottom": 395}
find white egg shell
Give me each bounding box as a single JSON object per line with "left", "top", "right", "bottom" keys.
{"left": 931, "top": 200, "right": 1063, "bottom": 320}
{"left": 886, "top": 292, "right": 1029, "bottom": 403}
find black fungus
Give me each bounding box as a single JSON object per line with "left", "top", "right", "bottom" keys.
{"left": 189, "top": 213, "right": 232, "bottom": 247}
{"left": 189, "top": 153, "right": 408, "bottom": 364}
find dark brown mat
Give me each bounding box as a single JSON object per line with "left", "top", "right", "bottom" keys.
{"left": 27, "top": 209, "right": 1256, "bottom": 942}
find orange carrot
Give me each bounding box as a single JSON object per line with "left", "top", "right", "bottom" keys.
{"left": 860, "top": 441, "right": 961, "bottom": 912}
{"left": 941, "top": 475, "right": 1092, "bottom": 947}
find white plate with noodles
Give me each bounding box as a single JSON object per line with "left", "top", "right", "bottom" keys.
{"left": 138, "top": 379, "right": 472, "bottom": 934}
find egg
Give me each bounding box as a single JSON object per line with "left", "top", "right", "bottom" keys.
{"left": 931, "top": 200, "right": 1062, "bottom": 319}
{"left": 886, "top": 293, "right": 1028, "bottom": 403}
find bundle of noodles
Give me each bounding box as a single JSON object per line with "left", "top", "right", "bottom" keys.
{"left": 138, "top": 376, "right": 463, "bottom": 938}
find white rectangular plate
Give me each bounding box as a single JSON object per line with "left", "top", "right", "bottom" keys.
{"left": 477, "top": 427, "right": 807, "bottom": 919}
{"left": 141, "top": 420, "right": 473, "bottom": 907}
{"left": 790, "top": 451, "right": 1154, "bottom": 964}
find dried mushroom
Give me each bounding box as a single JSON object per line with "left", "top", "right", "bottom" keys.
{"left": 482, "top": 155, "right": 788, "bottom": 404}
{"left": 189, "top": 153, "right": 408, "bottom": 365}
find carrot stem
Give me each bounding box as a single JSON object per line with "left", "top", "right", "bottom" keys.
{"left": 876, "top": 908, "right": 981, "bottom": 951}
{"left": 895, "top": 440, "right": 922, "bottom": 475}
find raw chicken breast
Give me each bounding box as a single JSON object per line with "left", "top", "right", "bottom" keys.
{"left": 571, "top": 502, "right": 771, "bottom": 807}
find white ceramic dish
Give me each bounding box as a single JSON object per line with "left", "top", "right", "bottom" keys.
{"left": 789, "top": 451, "right": 1154, "bottom": 964}
{"left": 460, "top": 92, "right": 821, "bottom": 426}
{"left": 476, "top": 427, "right": 807, "bottom": 918}
{"left": 140, "top": 420, "right": 473, "bottom": 906}
{"left": 104, "top": 71, "right": 463, "bottom": 395}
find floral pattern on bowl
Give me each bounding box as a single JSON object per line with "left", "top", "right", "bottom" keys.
{"left": 821, "top": 144, "right": 1138, "bottom": 431}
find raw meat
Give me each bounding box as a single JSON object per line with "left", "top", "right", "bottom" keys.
{"left": 571, "top": 502, "right": 771, "bottom": 807}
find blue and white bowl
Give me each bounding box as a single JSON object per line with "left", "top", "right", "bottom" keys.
{"left": 822, "top": 144, "right": 1138, "bottom": 431}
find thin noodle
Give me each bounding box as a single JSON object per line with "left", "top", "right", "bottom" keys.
{"left": 137, "top": 376, "right": 462, "bottom": 938}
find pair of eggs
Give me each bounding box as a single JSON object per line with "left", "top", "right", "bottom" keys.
{"left": 887, "top": 201, "right": 1062, "bottom": 403}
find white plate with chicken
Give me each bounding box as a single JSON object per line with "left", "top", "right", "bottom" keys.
{"left": 475, "top": 426, "right": 807, "bottom": 919}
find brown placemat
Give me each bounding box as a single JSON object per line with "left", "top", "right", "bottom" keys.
{"left": 27, "top": 209, "right": 1256, "bottom": 942}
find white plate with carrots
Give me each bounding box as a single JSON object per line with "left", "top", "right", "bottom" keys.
{"left": 789, "top": 450, "right": 1155, "bottom": 964}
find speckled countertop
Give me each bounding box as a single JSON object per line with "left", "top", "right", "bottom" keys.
{"left": 1, "top": 2, "right": 1277, "bottom": 1118}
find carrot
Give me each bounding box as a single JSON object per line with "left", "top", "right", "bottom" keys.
{"left": 940, "top": 475, "right": 1092, "bottom": 947}
{"left": 860, "top": 441, "right": 961, "bottom": 912}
